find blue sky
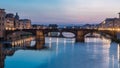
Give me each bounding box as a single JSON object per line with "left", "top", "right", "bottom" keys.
{"left": 0, "top": 0, "right": 120, "bottom": 24}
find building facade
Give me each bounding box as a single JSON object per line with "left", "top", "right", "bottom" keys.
{"left": 23, "top": 19, "right": 31, "bottom": 29}
{"left": 0, "top": 9, "right": 6, "bottom": 39}
{"left": 98, "top": 13, "right": 120, "bottom": 29}
{"left": 19, "top": 19, "right": 31, "bottom": 29}
{"left": 5, "top": 13, "right": 15, "bottom": 30}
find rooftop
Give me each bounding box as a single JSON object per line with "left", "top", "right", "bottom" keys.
{"left": 5, "top": 13, "right": 14, "bottom": 18}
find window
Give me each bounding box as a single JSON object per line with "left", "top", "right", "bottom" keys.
{"left": 2, "top": 17, "right": 4, "bottom": 21}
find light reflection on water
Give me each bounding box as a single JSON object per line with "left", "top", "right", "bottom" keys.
{"left": 3, "top": 37, "right": 120, "bottom": 68}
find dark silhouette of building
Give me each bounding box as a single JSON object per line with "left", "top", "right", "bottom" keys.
{"left": 48, "top": 24, "right": 58, "bottom": 29}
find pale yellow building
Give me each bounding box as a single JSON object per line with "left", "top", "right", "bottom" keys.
{"left": 24, "top": 19, "right": 31, "bottom": 29}
{"left": 19, "top": 19, "right": 24, "bottom": 30}
{"left": 19, "top": 19, "right": 31, "bottom": 29}
{"left": 5, "top": 13, "right": 15, "bottom": 30}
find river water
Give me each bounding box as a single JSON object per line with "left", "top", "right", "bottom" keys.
{"left": 2, "top": 37, "right": 120, "bottom": 68}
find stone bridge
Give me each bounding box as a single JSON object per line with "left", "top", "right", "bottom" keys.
{"left": 5, "top": 28, "right": 118, "bottom": 42}
{"left": 43, "top": 28, "right": 77, "bottom": 37}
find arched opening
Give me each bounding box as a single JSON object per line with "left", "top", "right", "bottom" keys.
{"left": 47, "top": 32, "right": 60, "bottom": 37}
{"left": 85, "top": 33, "right": 101, "bottom": 38}
{"left": 84, "top": 32, "right": 111, "bottom": 44}
{"left": 62, "top": 32, "right": 75, "bottom": 38}
{"left": 84, "top": 32, "right": 111, "bottom": 38}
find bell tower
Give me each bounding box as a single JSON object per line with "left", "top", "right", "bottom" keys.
{"left": 14, "top": 12, "right": 19, "bottom": 29}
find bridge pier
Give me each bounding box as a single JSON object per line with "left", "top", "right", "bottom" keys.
{"left": 36, "top": 30, "right": 45, "bottom": 44}
{"left": 35, "top": 40, "right": 45, "bottom": 49}
{"left": 76, "top": 30, "right": 85, "bottom": 42}
{"left": 59, "top": 31, "right": 63, "bottom": 37}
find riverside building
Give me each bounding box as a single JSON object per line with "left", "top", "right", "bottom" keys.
{"left": 0, "top": 8, "right": 6, "bottom": 40}
{"left": 99, "top": 13, "right": 120, "bottom": 29}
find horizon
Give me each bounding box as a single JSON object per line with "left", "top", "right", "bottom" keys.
{"left": 0, "top": 0, "right": 120, "bottom": 24}
{"left": 32, "top": 22, "right": 99, "bottom": 25}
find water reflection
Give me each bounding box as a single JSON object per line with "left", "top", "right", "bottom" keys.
{"left": 0, "top": 36, "right": 45, "bottom": 68}
{"left": 85, "top": 37, "right": 119, "bottom": 68}
{"left": 11, "top": 37, "right": 35, "bottom": 47}
{"left": 44, "top": 37, "right": 119, "bottom": 68}
{"left": 0, "top": 36, "right": 119, "bottom": 68}
{"left": 118, "top": 44, "right": 120, "bottom": 68}
{"left": 5, "top": 36, "right": 45, "bottom": 50}
{"left": 117, "top": 44, "right": 119, "bottom": 62}
{"left": 0, "top": 44, "right": 5, "bottom": 68}
{"left": 46, "top": 37, "right": 75, "bottom": 55}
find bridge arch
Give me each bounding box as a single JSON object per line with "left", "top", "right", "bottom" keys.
{"left": 62, "top": 32, "right": 76, "bottom": 38}
{"left": 47, "top": 32, "right": 60, "bottom": 37}
{"left": 45, "top": 29, "right": 77, "bottom": 38}
{"left": 76, "top": 29, "right": 116, "bottom": 42}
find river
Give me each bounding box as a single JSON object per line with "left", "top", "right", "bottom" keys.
{"left": 0, "top": 36, "right": 120, "bottom": 68}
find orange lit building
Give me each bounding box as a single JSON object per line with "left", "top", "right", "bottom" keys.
{"left": 5, "top": 13, "right": 15, "bottom": 30}
{"left": 19, "top": 19, "right": 31, "bottom": 29}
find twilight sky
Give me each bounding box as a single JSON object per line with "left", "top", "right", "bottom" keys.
{"left": 0, "top": 0, "right": 120, "bottom": 24}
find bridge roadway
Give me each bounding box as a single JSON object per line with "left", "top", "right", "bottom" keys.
{"left": 5, "top": 28, "right": 119, "bottom": 42}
